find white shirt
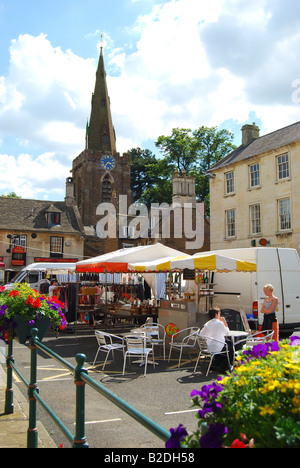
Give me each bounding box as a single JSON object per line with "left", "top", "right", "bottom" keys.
{"left": 200, "top": 319, "right": 230, "bottom": 353}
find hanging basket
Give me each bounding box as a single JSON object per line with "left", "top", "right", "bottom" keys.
{"left": 13, "top": 315, "right": 51, "bottom": 344}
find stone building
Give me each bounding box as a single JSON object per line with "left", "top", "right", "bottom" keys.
{"left": 0, "top": 197, "right": 84, "bottom": 280}
{"left": 153, "top": 170, "right": 210, "bottom": 254}
{"left": 208, "top": 121, "right": 300, "bottom": 254}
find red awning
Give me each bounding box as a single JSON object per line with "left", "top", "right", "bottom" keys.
{"left": 76, "top": 262, "right": 128, "bottom": 274}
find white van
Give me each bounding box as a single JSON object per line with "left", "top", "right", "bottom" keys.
{"left": 5, "top": 263, "right": 76, "bottom": 291}
{"left": 208, "top": 247, "right": 300, "bottom": 336}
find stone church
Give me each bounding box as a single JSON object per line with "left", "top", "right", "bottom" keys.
{"left": 67, "top": 47, "right": 209, "bottom": 257}
{"left": 0, "top": 46, "right": 209, "bottom": 276}
{"left": 67, "top": 47, "right": 134, "bottom": 258}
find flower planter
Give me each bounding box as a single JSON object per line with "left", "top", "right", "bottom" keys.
{"left": 13, "top": 315, "right": 51, "bottom": 344}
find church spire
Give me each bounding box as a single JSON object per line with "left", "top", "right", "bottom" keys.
{"left": 87, "top": 46, "right": 116, "bottom": 153}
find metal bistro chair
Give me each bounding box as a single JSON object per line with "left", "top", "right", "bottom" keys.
{"left": 141, "top": 323, "right": 166, "bottom": 360}
{"left": 123, "top": 335, "right": 155, "bottom": 377}
{"left": 194, "top": 335, "right": 231, "bottom": 376}
{"left": 93, "top": 331, "right": 125, "bottom": 370}
{"left": 235, "top": 329, "right": 274, "bottom": 349}
{"left": 168, "top": 327, "right": 200, "bottom": 367}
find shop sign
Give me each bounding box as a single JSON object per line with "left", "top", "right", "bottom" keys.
{"left": 165, "top": 322, "right": 179, "bottom": 338}
{"left": 12, "top": 246, "right": 26, "bottom": 266}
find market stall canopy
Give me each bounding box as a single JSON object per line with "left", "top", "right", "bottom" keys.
{"left": 21, "top": 262, "right": 76, "bottom": 275}
{"left": 76, "top": 243, "right": 190, "bottom": 273}
{"left": 156, "top": 252, "right": 257, "bottom": 272}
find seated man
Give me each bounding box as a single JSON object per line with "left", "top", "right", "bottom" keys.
{"left": 200, "top": 307, "right": 232, "bottom": 370}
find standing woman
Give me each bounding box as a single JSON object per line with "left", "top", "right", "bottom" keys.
{"left": 260, "top": 284, "right": 278, "bottom": 332}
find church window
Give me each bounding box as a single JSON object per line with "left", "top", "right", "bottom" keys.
{"left": 102, "top": 133, "right": 108, "bottom": 146}
{"left": 102, "top": 174, "right": 112, "bottom": 202}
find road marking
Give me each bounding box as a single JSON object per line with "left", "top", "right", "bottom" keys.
{"left": 165, "top": 409, "right": 198, "bottom": 415}
{"left": 79, "top": 418, "right": 122, "bottom": 425}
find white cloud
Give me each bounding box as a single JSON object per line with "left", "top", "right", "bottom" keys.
{"left": 108, "top": 0, "right": 300, "bottom": 148}
{"left": 1, "top": 33, "right": 95, "bottom": 142}
{"left": 2, "top": 0, "right": 300, "bottom": 200}
{"left": 0, "top": 33, "right": 96, "bottom": 199}
{"left": 0, "top": 151, "right": 68, "bottom": 199}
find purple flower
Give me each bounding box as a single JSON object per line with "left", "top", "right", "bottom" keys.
{"left": 200, "top": 423, "right": 228, "bottom": 448}
{"left": 198, "top": 401, "right": 222, "bottom": 418}
{"left": 289, "top": 336, "right": 300, "bottom": 346}
{"left": 165, "top": 424, "right": 188, "bottom": 449}
{"left": 0, "top": 305, "right": 8, "bottom": 316}
{"left": 191, "top": 382, "right": 224, "bottom": 403}
{"left": 28, "top": 320, "right": 35, "bottom": 327}
{"left": 243, "top": 343, "right": 269, "bottom": 359}
{"left": 268, "top": 341, "right": 280, "bottom": 352}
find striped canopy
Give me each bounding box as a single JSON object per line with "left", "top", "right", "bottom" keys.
{"left": 76, "top": 243, "right": 189, "bottom": 273}
{"left": 156, "top": 252, "right": 256, "bottom": 272}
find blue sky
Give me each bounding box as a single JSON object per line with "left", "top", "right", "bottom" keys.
{"left": 1, "top": 0, "right": 300, "bottom": 200}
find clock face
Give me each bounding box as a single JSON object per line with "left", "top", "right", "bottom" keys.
{"left": 101, "top": 155, "right": 116, "bottom": 171}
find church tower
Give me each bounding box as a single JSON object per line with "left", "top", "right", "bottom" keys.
{"left": 71, "top": 47, "right": 132, "bottom": 255}
{"left": 86, "top": 47, "right": 116, "bottom": 153}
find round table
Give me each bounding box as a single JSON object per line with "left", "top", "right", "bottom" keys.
{"left": 227, "top": 330, "right": 249, "bottom": 369}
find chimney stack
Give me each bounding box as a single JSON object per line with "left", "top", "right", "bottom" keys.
{"left": 65, "top": 177, "right": 75, "bottom": 207}
{"left": 242, "top": 122, "right": 260, "bottom": 146}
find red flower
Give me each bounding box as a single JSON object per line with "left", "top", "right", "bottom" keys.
{"left": 231, "top": 439, "right": 246, "bottom": 448}
{"left": 33, "top": 298, "right": 42, "bottom": 309}
{"left": 26, "top": 295, "right": 34, "bottom": 306}
{"left": 8, "top": 290, "right": 20, "bottom": 297}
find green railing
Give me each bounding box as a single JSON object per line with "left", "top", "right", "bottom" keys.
{"left": 1, "top": 328, "right": 171, "bottom": 448}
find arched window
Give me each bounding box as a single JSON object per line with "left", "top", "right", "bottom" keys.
{"left": 102, "top": 174, "right": 112, "bottom": 202}
{"left": 102, "top": 133, "right": 108, "bottom": 146}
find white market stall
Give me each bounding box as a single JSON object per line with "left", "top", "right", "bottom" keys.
{"left": 155, "top": 252, "right": 257, "bottom": 334}
{"left": 75, "top": 243, "right": 190, "bottom": 328}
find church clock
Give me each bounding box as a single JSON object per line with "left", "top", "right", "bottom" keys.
{"left": 101, "top": 154, "right": 116, "bottom": 171}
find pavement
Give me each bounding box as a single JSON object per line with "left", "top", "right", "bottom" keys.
{"left": 0, "top": 354, "right": 57, "bottom": 449}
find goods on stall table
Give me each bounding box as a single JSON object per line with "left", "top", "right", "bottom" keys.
{"left": 184, "top": 289, "right": 196, "bottom": 302}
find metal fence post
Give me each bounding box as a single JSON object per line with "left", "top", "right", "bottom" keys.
{"left": 27, "top": 329, "right": 39, "bottom": 449}
{"left": 5, "top": 340, "right": 14, "bottom": 415}
{"left": 74, "top": 353, "right": 89, "bottom": 448}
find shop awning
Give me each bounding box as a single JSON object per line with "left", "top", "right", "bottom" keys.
{"left": 76, "top": 243, "right": 189, "bottom": 273}
{"left": 156, "top": 252, "right": 256, "bottom": 272}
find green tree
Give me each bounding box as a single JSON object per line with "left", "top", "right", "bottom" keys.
{"left": 129, "top": 148, "right": 159, "bottom": 202}
{"left": 0, "top": 192, "right": 21, "bottom": 198}
{"left": 191, "top": 126, "right": 236, "bottom": 209}
{"left": 128, "top": 126, "right": 236, "bottom": 211}
{"left": 155, "top": 127, "right": 197, "bottom": 173}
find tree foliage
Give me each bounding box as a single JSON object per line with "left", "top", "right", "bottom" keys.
{"left": 129, "top": 126, "right": 236, "bottom": 211}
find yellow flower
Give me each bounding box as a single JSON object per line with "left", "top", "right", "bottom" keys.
{"left": 259, "top": 405, "right": 275, "bottom": 416}
{"left": 292, "top": 395, "right": 300, "bottom": 408}
{"left": 219, "top": 376, "right": 230, "bottom": 386}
